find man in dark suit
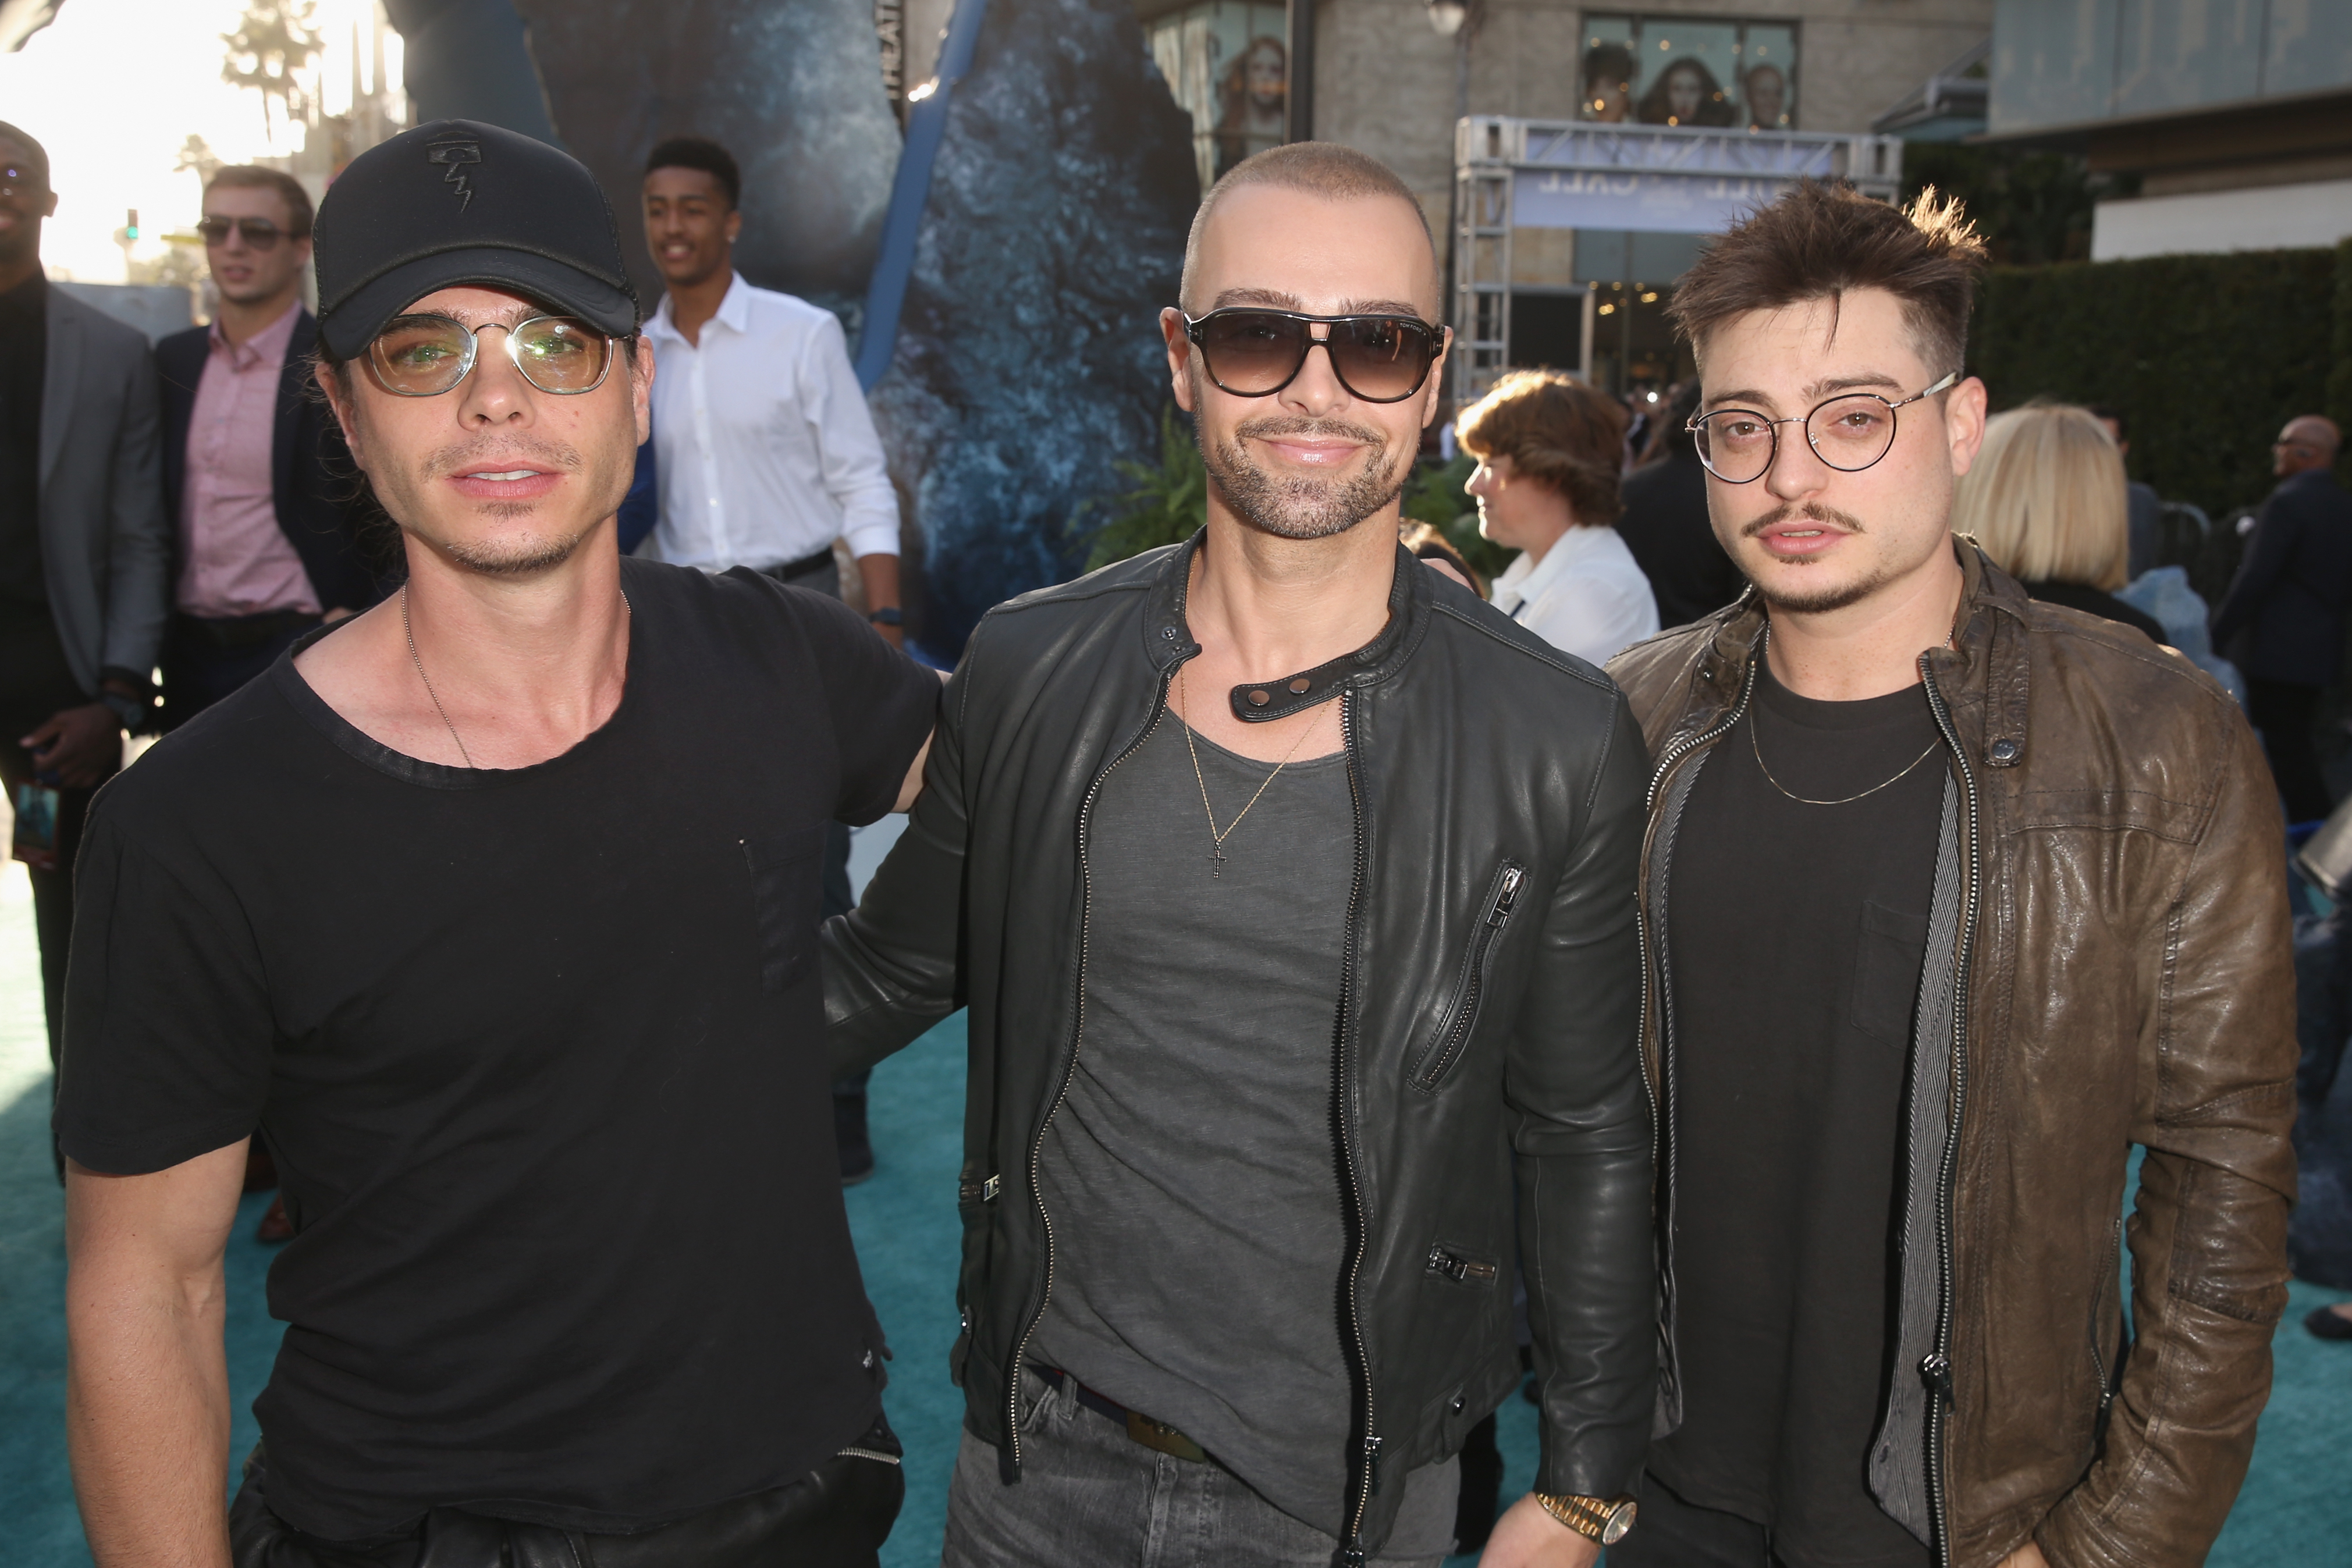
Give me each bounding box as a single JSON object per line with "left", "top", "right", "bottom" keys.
{"left": 1616, "top": 381, "right": 1746, "bottom": 628}
{"left": 2212, "top": 414, "right": 2352, "bottom": 822}
{"left": 0, "top": 120, "right": 170, "bottom": 1066}
{"left": 157, "top": 166, "right": 378, "bottom": 730}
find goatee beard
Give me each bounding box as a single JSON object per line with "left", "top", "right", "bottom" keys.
{"left": 1742, "top": 503, "right": 1886, "bottom": 614}
{"left": 1201, "top": 414, "right": 1407, "bottom": 541}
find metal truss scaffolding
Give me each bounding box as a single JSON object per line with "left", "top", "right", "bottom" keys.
{"left": 1450, "top": 117, "right": 1905, "bottom": 403}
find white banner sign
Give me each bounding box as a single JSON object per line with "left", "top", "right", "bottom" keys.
{"left": 1512, "top": 169, "right": 1793, "bottom": 233}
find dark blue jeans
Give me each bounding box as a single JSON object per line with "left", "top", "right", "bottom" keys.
{"left": 943, "top": 1367, "right": 1456, "bottom": 1567}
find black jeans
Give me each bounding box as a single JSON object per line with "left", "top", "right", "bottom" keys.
{"left": 229, "top": 1418, "right": 905, "bottom": 1568}
{"left": 2246, "top": 677, "right": 2333, "bottom": 825}
{"left": 1607, "top": 1471, "right": 1930, "bottom": 1568}
{"left": 0, "top": 606, "right": 115, "bottom": 1090}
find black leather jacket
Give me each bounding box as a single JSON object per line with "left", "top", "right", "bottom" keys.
{"left": 823, "top": 536, "right": 1656, "bottom": 1560}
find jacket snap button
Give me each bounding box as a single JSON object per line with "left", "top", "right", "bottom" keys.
{"left": 1248, "top": 689, "right": 1271, "bottom": 706}
{"left": 1288, "top": 677, "right": 1311, "bottom": 694}
{"left": 1989, "top": 738, "right": 2020, "bottom": 763}
{"left": 1449, "top": 1395, "right": 1466, "bottom": 1414}
{"left": 1161, "top": 626, "right": 1177, "bottom": 639}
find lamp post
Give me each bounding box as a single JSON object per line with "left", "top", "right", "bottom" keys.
{"left": 1430, "top": 0, "right": 1480, "bottom": 406}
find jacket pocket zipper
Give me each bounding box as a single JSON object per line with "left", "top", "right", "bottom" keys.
{"left": 1410, "top": 861, "right": 1527, "bottom": 1093}
{"left": 1424, "top": 1243, "right": 1500, "bottom": 1285}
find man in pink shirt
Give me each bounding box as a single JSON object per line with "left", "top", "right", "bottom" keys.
{"left": 157, "top": 167, "right": 379, "bottom": 731}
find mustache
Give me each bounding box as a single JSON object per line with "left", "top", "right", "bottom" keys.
{"left": 1742, "top": 503, "right": 1866, "bottom": 538}
{"left": 1233, "top": 414, "right": 1388, "bottom": 447}
{"left": 422, "top": 433, "right": 584, "bottom": 481}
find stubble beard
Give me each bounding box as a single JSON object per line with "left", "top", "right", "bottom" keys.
{"left": 1737, "top": 502, "right": 1892, "bottom": 616}
{"left": 1201, "top": 412, "right": 1409, "bottom": 542}
{"left": 376, "top": 430, "right": 603, "bottom": 578}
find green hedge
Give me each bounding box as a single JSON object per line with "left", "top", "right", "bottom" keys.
{"left": 1969, "top": 245, "right": 2344, "bottom": 521}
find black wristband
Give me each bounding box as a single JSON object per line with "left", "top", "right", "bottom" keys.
{"left": 868, "top": 606, "right": 904, "bottom": 627}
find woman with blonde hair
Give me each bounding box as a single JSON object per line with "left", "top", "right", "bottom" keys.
{"left": 1949, "top": 402, "right": 2168, "bottom": 644}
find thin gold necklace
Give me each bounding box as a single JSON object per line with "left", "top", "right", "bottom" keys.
{"left": 1747, "top": 623, "right": 1948, "bottom": 807}
{"left": 1174, "top": 662, "right": 1330, "bottom": 876}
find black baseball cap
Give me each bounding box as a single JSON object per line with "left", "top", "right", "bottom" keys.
{"left": 313, "top": 119, "right": 638, "bottom": 361}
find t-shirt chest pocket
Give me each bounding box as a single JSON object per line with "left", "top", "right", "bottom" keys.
{"left": 1850, "top": 899, "right": 1931, "bottom": 1044}
{"left": 741, "top": 826, "right": 827, "bottom": 992}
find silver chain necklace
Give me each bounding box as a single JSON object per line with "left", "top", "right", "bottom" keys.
{"left": 1747, "top": 622, "right": 1949, "bottom": 807}
{"left": 401, "top": 584, "right": 630, "bottom": 772}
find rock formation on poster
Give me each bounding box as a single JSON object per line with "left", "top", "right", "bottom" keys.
{"left": 865, "top": 0, "right": 1201, "bottom": 651}
{"left": 517, "top": 0, "right": 1197, "bottom": 655}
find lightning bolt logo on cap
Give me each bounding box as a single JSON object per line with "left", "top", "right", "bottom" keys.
{"left": 427, "top": 138, "right": 482, "bottom": 211}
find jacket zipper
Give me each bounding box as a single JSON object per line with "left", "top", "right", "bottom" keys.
{"left": 1001, "top": 664, "right": 1181, "bottom": 1475}
{"left": 1411, "top": 861, "right": 1527, "bottom": 1091}
{"left": 1424, "top": 1243, "right": 1501, "bottom": 1284}
{"left": 1917, "top": 653, "right": 1980, "bottom": 1568}
{"left": 1336, "top": 689, "right": 1380, "bottom": 1566}
{"left": 2091, "top": 1213, "right": 2124, "bottom": 1445}
{"left": 1640, "top": 649, "right": 1759, "bottom": 1312}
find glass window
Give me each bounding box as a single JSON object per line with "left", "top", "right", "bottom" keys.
{"left": 1146, "top": 2, "right": 1288, "bottom": 194}
{"left": 1578, "top": 11, "right": 1801, "bottom": 130}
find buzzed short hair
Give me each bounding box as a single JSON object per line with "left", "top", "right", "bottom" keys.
{"left": 1667, "top": 181, "right": 1987, "bottom": 379}
{"left": 207, "top": 166, "right": 315, "bottom": 236}
{"left": 646, "top": 136, "right": 741, "bottom": 211}
{"left": 1180, "top": 141, "right": 1436, "bottom": 313}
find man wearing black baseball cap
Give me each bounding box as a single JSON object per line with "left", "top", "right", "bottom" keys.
{"left": 55, "top": 120, "right": 939, "bottom": 1568}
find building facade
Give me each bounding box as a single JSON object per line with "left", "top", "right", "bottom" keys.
{"left": 1981, "top": 0, "right": 2352, "bottom": 262}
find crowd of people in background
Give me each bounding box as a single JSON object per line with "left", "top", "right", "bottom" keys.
{"left": 2, "top": 97, "right": 2347, "bottom": 1568}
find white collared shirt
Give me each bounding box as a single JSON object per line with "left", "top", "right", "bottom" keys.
{"left": 1490, "top": 524, "right": 1660, "bottom": 666}
{"left": 642, "top": 274, "right": 900, "bottom": 571}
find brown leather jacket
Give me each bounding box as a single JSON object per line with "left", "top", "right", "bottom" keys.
{"left": 1608, "top": 546, "right": 2296, "bottom": 1567}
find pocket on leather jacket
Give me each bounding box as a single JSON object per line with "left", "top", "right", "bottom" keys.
{"left": 1409, "top": 859, "right": 1529, "bottom": 1093}
{"left": 1850, "top": 899, "right": 1930, "bottom": 1044}
{"left": 742, "top": 826, "right": 827, "bottom": 993}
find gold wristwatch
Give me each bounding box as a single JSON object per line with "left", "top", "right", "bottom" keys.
{"left": 1534, "top": 1491, "right": 1639, "bottom": 1545}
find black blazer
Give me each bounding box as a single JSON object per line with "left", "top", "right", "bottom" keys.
{"left": 2211, "top": 467, "right": 2352, "bottom": 686}
{"left": 157, "top": 310, "right": 382, "bottom": 615}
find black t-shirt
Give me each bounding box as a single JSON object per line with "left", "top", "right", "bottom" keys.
{"left": 1649, "top": 656, "right": 1942, "bottom": 1568}
{"left": 54, "top": 559, "right": 939, "bottom": 1543}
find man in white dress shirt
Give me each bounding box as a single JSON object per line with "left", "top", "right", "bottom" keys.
{"left": 642, "top": 136, "right": 905, "bottom": 1181}
{"left": 1459, "top": 370, "right": 1659, "bottom": 666}
{"left": 640, "top": 136, "right": 905, "bottom": 642}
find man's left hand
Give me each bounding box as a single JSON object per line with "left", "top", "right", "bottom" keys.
{"left": 1997, "top": 1544, "right": 2050, "bottom": 1568}
{"left": 1477, "top": 1495, "right": 1603, "bottom": 1568}
{"left": 21, "top": 702, "right": 122, "bottom": 789}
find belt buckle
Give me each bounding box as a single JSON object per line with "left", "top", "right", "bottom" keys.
{"left": 1124, "top": 1410, "right": 1207, "bottom": 1463}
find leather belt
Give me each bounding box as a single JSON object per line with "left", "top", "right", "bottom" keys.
{"left": 762, "top": 546, "right": 837, "bottom": 582}
{"left": 1035, "top": 1365, "right": 1207, "bottom": 1462}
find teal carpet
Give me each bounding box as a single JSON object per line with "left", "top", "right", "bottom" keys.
{"left": 2, "top": 850, "right": 2346, "bottom": 1565}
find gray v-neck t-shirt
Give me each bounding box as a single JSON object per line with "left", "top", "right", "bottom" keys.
{"left": 1033, "top": 706, "right": 1453, "bottom": 1546}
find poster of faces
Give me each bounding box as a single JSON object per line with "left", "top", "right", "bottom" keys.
{"left": 1147, "top": 2, "right": 1289, "bottom": 194}
{"left": 1579, "top": 13, "right": 1797, "bottom": 130}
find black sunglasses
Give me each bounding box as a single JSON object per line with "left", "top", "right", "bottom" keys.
{"left": 1183, "top": 308, "right": 1448, "bottom": 404}
{"left": 197, "top": 215, "right": 305, "bottom": 249}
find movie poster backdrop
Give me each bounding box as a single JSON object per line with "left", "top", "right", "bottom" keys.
{"left": 1580, "top": 13, "right": 1797, "bottom": 130}
{"left": 1147, "top": 1, "right": 1288, "bottom": 193}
